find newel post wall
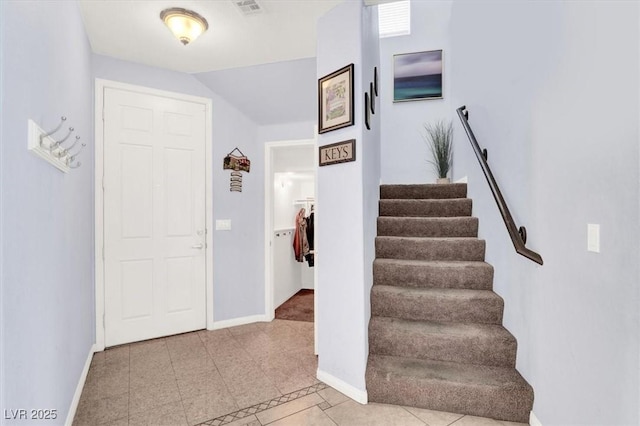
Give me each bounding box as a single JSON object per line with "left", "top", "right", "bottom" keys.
{"left": 315, "top": 0, "right": 380, "bottom": 401}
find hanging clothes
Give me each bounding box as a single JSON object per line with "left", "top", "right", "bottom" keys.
{"left": 293, "top": 208, "right": 309, "bottom": 262}
{"left": 305, "top": 211, "right": 314, "bottom": 267}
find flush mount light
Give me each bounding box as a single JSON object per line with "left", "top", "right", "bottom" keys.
{"left": 160, "top": 7, "right": 209, "bottom": 45}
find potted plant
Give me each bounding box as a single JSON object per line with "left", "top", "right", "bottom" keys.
{"left": 424, "top": 120, "right": 453, "bottom": 183}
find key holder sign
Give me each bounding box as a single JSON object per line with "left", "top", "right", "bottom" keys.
{"left": 223, "top": 147, "right": 250, "bottom": 192}
{"left": 319, "top": 139, "right": 356, "bottom": 167}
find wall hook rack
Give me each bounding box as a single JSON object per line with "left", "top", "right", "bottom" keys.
{"left": 28, "top": 116, "right": 87, "bottom": 173}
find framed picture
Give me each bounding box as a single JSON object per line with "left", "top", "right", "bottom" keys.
{"left": 393, "top": 50, "right": 443, "bottom": 102}
{"left": 318, "top": 64, "right": 354, "bottom": 133}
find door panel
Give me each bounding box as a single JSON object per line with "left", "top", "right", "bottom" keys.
{"left": 104, "top": 88, "right": 206, "bottom": 347}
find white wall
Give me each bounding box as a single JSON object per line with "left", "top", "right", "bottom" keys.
{"left": 450, "top": 1, "right": 640, "bottom": 424}
{"left": 380, "top": 1, "right": 453, "bottom": 184}
{"left": 1, "top": 0, "right": 94, "bottom": 421}
{"left": 316, "top": 0, "right": 380, "bottom": 399}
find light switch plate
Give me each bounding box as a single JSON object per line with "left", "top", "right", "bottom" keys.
{"left": 587, "top": 224, "right": 600, "bottom": 253}
{"left": 216, "top": 219, "right": 231, "bottom": 231}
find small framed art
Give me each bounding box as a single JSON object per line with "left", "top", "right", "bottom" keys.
{"left": 318, "top": 64, "right": 354, "bottom": 133}
{"left": 393, "top": 50, "right": 443, "bottom": 102}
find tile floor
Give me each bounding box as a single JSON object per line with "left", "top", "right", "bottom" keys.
{"left": 73, "top": 319, "right": 528, "bottom": 426}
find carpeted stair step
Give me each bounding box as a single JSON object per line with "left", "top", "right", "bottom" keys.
{"left": 369, "top": 316, "right": 517, "bottom": 367}
{"left": 366, "top": 355, "right": 534, "bottom": 423}
{"left": 376, "top": 237, "right": 485, "bottom": 261}
{"left": 379, "top": 199, "right": 472, "bottom": 217}
{"left": 373, "top": 259, "right": 494, "bottom": 290}
{"left": 371, "top": 286, "right": 503, "bottom": 324}
{"left": 380, "top": 183, "right": 467, "bottom": 200}
{"left": 378, "top": 217, "right": 478, "bottom": 238}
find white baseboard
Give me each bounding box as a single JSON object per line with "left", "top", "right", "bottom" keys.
{"left": 316, "top": 369, "right": 368, "bottom": 404}
{"left": 65, "top": 344, "right": 97, "bottom": 426}
{"left": 210, "top": 314, "right": 269, "bottom": 330}
{"left": 530, "top": 411, "right": 542, "bottom": 426}
{"left": 455, "top": 175, "right": 468, "bottom": 183}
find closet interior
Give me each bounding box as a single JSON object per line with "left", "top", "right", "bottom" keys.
{"left": 271, "top": 144, "right": 316, "bottom": 322}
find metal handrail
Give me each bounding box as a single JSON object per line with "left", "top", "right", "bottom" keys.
{"left": 456, "top": 106, "right": 543, "bottom": 265}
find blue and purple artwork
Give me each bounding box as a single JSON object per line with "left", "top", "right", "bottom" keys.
{"left": 393, "top": 50, "right": 443, "bottom": 102}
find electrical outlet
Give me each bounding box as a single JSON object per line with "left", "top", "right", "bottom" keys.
{"left": 216, "top": 219, "right": 231, "bottom": 231}
{"left": 587, "top": 224, "right": 600, "bottom": 253}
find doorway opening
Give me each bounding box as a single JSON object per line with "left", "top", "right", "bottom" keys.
{"left": 264, "top": 139, "right": 317, "bottom": 352}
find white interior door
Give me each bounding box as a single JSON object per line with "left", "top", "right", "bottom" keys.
{"left": 103, "top": 87, "right": 206, "bottom": 347}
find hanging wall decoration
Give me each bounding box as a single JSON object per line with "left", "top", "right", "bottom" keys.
{"left": 319, "top": 139, "right": 356, "bottom": 167}
{"left": 223, "top": 147, "right": 250, "bottom": 192}
{"left": 393, "top": 49, "right": 443, "bottom": 102}
{"left": 318, "top": 63, "right": 354, "bottom": 134}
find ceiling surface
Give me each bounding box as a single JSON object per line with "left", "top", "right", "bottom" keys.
{"left": 79, "top": 0, "right": 343, "bottom": 74}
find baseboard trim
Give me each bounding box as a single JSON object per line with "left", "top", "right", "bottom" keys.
{"left": 65, "top": 344, "right": 97, "bottom": 426}
{"left": 530, "top": 411, "right": 543, "bottom": 426}
{"left": 316, "top": 369, "right": 368, "bottom": 404}
{"left": 210, "top": 314, "right": 269, "bottom": 330}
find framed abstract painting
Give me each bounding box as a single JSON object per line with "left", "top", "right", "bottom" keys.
{"left": 393, "top": 50, "right": 443, "bottom": 102}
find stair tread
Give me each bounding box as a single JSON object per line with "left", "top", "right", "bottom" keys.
{"left": 380, "top": 198, "right": 473, "bottom": 218}
{"left": 380, "top": 183, "right": 468, "bottom": 200}
{"left": 373, "top": 259, "right": 494, "bottom": 290}
{"left": 370, "top": 316, "right": 514, "bottom": 339}
{"left": 374, "top": 258, "right": 491, "bottom": 267}
{"left": 368, "top": 354, "right": 530, "bottom": 388}
{"left": 380, "top": 198, "right": 470, "bottom": 202}
{"left": 378, "top": 216, "right": 477, "bottom": 221}
{"left": 371, "top": 285, "right": 504, "bottom": 325}
{"left": 373, "top": 285, "right": 501, "bottom": 301}
{"left": 376, "top": 236, "right": 484, "bottom": 242}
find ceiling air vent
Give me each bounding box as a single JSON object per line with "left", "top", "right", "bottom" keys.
{"left": 232, "top": 0, "right": 263, "bottom": 15}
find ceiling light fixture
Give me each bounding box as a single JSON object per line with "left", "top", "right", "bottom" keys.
{"left": 160, "top": 7, "right": 209, "bottom": 46}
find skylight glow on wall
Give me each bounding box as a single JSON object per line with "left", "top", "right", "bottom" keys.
{"left": 378, "top": 0, "right": 411, "bottom": 38}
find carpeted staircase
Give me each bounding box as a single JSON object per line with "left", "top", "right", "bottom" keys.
{"left": 366, "top": 183, "right": 534, "bottom": 423}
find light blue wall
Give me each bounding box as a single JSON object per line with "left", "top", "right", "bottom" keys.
{"left": 360, "top": 3, "right": 381, "bottom": 380}
{"left": 257, "top": 121, "right": 316, "bottom": 143}
{"left": 450, "top": 1, "right": 640, "bottom": 424}
{"left": 195, "top": 58, "right": 317, "bottom": 126}
{"left": 380, "top": 0, "right": 453, "bottom": 184}
{"left": 1, "top": 1, "right": 94, "bottom": 422}
{"left": 92, "top": 55, "right": 265, "bottom": 322}
{"left": 316, "top": 0, "right": 380, "bottom": 396}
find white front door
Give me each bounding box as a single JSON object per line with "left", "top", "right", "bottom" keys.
{"left": 103, "top": 87, "right": 207, "bottom": 347}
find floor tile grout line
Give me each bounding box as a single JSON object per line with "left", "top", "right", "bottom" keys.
{"left": 402, "top": 405, "right": 429, "bottom": 426}
{"left": 165, "top": 337, "right": 199, "bottom": 426}
{"left": 205, "top": 330, "right": 261, "bottom": 412}
{"left": 126, "top": 343, "right": 131, "bottom": 425}
{"left": 195, "top": 382, "right": 329, "bottom": 426}
{"left": 261, "top": 401, "right": 335, "bottom": 426}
